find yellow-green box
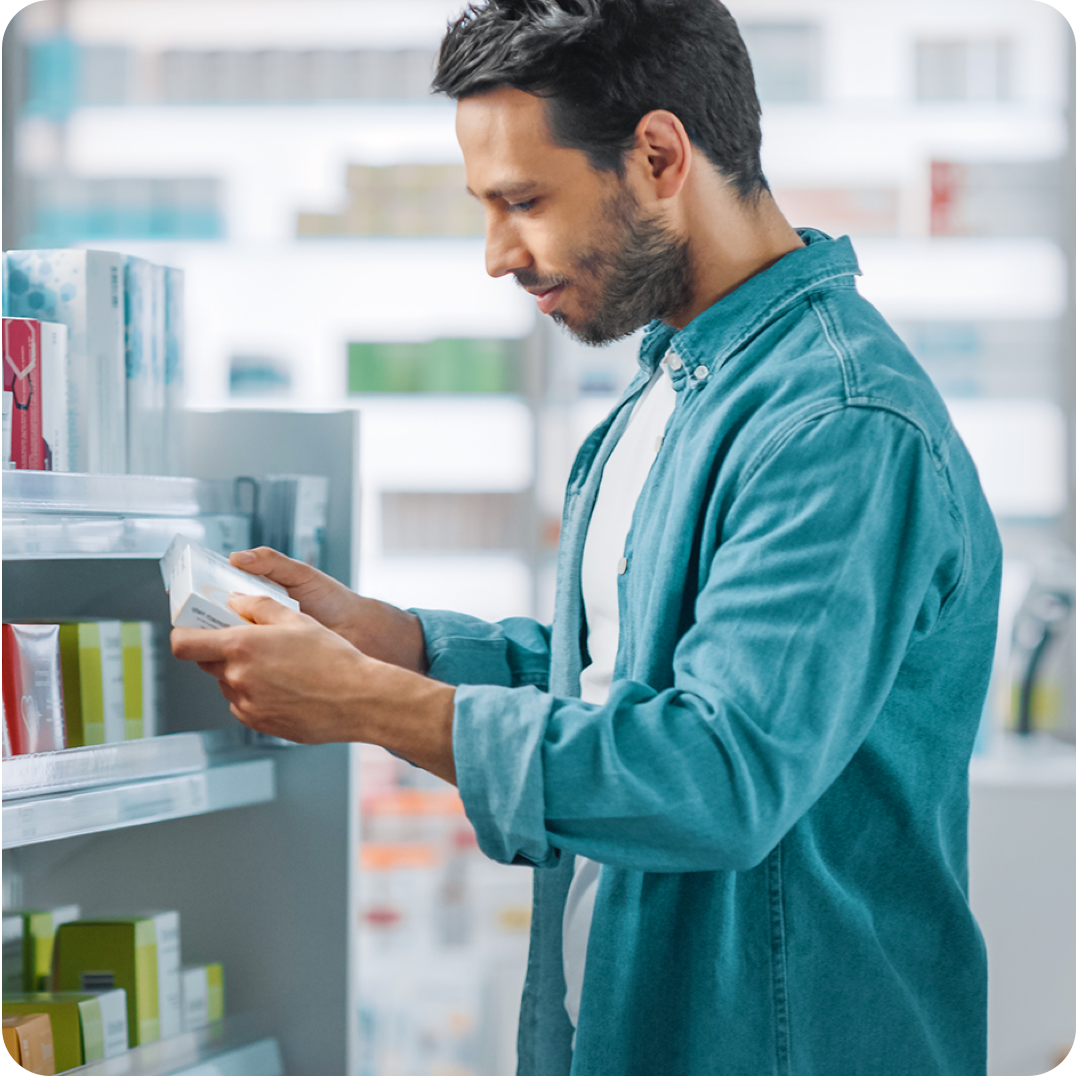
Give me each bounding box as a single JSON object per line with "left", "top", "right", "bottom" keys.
{"left": 4, "top": 990, "right": 127, "bottom": 1070}
{"left": 53, "top": 919, "right": 159, "bottom": 1047}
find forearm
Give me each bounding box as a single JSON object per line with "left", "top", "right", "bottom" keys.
{"left": 339, "top": 597, "right": 429, "bottom": 674}
{"left": 356, "top": 659, "right": 458, "bottom": 784}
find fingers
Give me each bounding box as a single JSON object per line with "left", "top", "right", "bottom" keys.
{"left": 228, "top": 592, "right": 306, "bottom": 626}
{"left": 230, "top": 547, "right": 318, "bottom": 590}
{"left": 171, "top": 627, "right": 237, "bottom": 663}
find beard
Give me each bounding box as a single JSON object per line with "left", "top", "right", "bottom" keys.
{"left": 515, "top": 182, "right": 695, "bottom": 347}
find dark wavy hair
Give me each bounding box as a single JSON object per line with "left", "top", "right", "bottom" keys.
{"left": 432, "top": 0, "right": 768, "bottom": 201}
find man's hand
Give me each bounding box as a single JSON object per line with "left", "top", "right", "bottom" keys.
{"left": 171, "top": 593, "right": 457, "bottom": 783}
{"left": 228, "top": 547, "right": 428, "bottom": 673}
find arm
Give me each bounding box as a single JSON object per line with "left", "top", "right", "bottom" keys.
{"left": 170, "top": 555, "right": 554, "bottom": 784}
{"left": 452, "top": 407, "right": 966, "bottom": 871}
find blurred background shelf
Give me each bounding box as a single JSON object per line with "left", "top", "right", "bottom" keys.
{"left": 70, "top": 1017, "right": 282, "bottom": 1076}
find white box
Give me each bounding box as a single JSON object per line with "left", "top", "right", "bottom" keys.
{"left": 97, "top": 621, "right": 126, "bottom": 745}
{"left": 145, "top": 911, "right": 181, "bottom": 1040}
{"left": 124, "top": 256, "right": 166, "bottom": 475}
{"left": 5, "top": 249, "right": 126, "bottom": 473}
{"left": 161, "top": 535, "right": 300, "bottom": 630}
{"left": 40, "top": 320, "right": 71, "bottom": 471}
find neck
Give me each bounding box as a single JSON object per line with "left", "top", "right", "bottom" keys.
{"left": 666, "top": 186, "right": 804, "bottom": 330}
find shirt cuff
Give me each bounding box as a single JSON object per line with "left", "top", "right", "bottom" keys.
{"left": 453, "top": 682, "right": 560, "bottom": 869}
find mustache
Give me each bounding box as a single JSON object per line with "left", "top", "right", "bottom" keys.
{"left": 512, "top": 270, "right": 568, "bottom": 291}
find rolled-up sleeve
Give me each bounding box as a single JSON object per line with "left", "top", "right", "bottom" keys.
{"left": 451, "top": 407, "right": 967, "bottom": 874}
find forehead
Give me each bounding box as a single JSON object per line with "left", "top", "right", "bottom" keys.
{"left": 455, "top": 87, "right": 597, "bottom": 195}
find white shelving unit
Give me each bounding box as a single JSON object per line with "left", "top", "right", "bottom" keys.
{"left": 2, "top": 419, "right": 362, "bottom": 1076}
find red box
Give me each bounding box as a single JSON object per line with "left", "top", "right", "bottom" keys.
{"left": 3, "top": 317, "right": 47, "bottom": 470}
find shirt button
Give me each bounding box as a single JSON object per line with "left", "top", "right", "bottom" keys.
{"left": 667, "top": 351, "right": 683, "bottom": 371}
{"left": 617, "top": 556, "right": 628, "bottom": 575}
{"left": 694, "top": 365, "right": 709, "bottom": 380}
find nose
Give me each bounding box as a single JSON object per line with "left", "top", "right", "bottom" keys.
{"left": 484, "top": 211, "right": 532, "bottom": 280}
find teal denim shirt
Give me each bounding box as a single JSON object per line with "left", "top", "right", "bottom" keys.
{"left": 413, "top": 231, "right": 1002, "bottom": 1076}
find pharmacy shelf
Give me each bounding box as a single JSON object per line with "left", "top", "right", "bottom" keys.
{"left": 2, "top": 754, "right": 275, "bottom": 848}
{"left": 71, "top": 1018, "right": 282, "bottom": 1076}
{"left": 2, "top": 470, "right": 252, "bottom": 560}
{"left": 2, "top": 731, "right": 210, "bottom": 799}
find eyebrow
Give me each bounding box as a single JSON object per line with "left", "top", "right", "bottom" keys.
{"left": 465, "top": 181, "right": 537, "bottom": 202}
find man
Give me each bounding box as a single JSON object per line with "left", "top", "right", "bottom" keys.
{"left": 173, "top": 1, "right": 1002, "bottom": 1073}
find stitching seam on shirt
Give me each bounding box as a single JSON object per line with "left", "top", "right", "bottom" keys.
{"left": 810, "top": 295, "right": 857, "bottom": 400}
{"left": 769, "top": 842, "right": 792, "bottom": 1076}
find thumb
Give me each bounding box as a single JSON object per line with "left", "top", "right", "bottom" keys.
{"left": 228, "top": 592, "right": 303, "bottom": 626}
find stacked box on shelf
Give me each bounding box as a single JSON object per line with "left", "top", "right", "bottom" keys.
{"left": 1, "top": 1011, "right": 54, "bottom": 1074}
{"left": 4, "top": 250, "right": 126, "bottom": 474}
{"left": 3, "top": 991, "right": 128, "bottom": 1069}
{"left": 2, "top": 318, "right": 70, "bottom": 471}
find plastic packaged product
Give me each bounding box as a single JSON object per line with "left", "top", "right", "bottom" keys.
{"left": 160, "top": 534, "right": 300, "bottom": 629}
{"left": 3, "top": 990, "right": 128, "bottom": 1069}
{"left": 2, "top": 1012, "right": 56, "bottom": 1075}
{"left": 1, "top": 624, "right": 67, "bottom": 755}
{"left": 2, "top": 318, "right": 69, "bottom": 471}
{"left": 179, "top": 963, "right": 224, "bottom": 1031}
{"left": 4, "top": 249, "right": 126, "bottom": 473}
{"left": 53, "top": 918, "right": 160, "bottom": 1047}
{"left": 10, "top": 907, "right": 81, "bottom": 992}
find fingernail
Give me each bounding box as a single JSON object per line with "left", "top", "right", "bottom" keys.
{"left": 233, "top": 550, "right": 255, "bottom": 564}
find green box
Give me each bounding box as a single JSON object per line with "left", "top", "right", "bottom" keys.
{"left": 11, "top": 905, "right": 80, "bottom": 992}
{"left": 54, "top": 918, "right": 159, "bottom": 1047}
{"left": 347, "top": 338, "right": 518, "bottom": 394}
{"left": 58, "top": 623, "right": 105, "bottom": 746}
{"left": 3, "top": 990, "right": 127, "bottom": 1070}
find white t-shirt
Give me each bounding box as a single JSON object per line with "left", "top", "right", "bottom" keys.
{"left": 563, "top": 361, "right": 678, "bottom": 1031}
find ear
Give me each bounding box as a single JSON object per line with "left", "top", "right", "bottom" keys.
{"left": 633, "top": 110, "right": 692, "bottom": 200}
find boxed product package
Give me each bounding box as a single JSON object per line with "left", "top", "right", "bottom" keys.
{"left": 3, "top": 916, "right": 23, "bottom": 994}
{"left": 179, "top": 963, "right": 224, "bottom": 1031}
{"left": 123, "top": 257, "right": 166, "bottom": 476}
{"left": 140, "top": 912, "right": 181, "bottom": 1041}
{"left": 1, "top": 624, "right": 67, "bottom": 755}
{"left": 160, "top": 535, "right": 300, "bottom": 629}
{"left": 53, "top": 918, "right": 160, "bottom": 1047}
{"left": 120, "top": 622, "right": 144, "bottom": 740}
{"left": 2, "top": 318, "right": 69, "bottom": 471}
{"left": 3, "top": 387, "right": 12, "bottom": 467}
{"left": 58, "top": 622, "right": 125, "bottom": 747}
{"left": 4, "top": 249, "right": 126, "bottom": 473}
{"left": 163, "top": 267, "right": 185, "bottom": 475}
{"left": 2, "top": 1012, "right": 55, "bottom": 1075}
{"left": 11, "top": 907, "right": 80, "bottom": 992}
{"left": 3, "top": 990, "right": 127, "bottom": 1069}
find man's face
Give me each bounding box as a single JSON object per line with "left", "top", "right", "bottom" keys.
{"left": 456, "top": 88, "right": 693, "bottom": 345}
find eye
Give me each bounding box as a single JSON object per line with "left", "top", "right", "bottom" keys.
{"left": 508, "top": 198, "right": 538, "bottom": 214}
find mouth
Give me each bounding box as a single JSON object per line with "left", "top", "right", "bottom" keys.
{"left": 527, "top": 283, "right": 567, "bottom": 315}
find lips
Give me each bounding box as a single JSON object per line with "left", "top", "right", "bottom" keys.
{"left": 532, "top": 284, "right": 566, "bottom": 315}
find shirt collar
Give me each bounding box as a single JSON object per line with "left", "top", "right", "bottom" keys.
{"left": 636, "top": 229, "right": 861, "bottom": 382}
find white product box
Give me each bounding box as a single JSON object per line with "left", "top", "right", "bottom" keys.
{"left": 124, "top": 257, "right": 166, "bottom": 475}
{"left": 40, "top": 320, "right": 71, "bottom": 471}
{"left": 163, "top": 267, "right": 185, "bottom": 475}
{"left": 160, "top": 535, "right": 300, "bottom": 629}
{"left": 97, "top": 987, "right": 131, "bottom": 1059}
{"left": 5, "top": 249, "right": 126, "bottom": 473}
{"left": 98, "top": 621, "right": 126, "bottom": 744}
{"left": 143, "top": 911, "right": 181, "bottom": 1040}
